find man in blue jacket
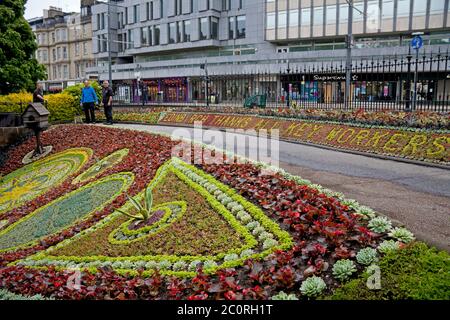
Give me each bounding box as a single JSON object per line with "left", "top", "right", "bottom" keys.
{"left": 80, "top": 80, "right": 98, "bottom": 123}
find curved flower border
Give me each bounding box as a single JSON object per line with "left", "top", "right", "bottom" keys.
{"left": 0, "top": 148, "right": 93, "bottom": 214}
{"left": 0, "top": 172, "right": 135, "bottom": 254}
{"left": 72, "top": 148, "right": 130, "bottom": 185}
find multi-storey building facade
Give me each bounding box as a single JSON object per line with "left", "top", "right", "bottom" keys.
{"left": 29, "top": 1, "right": 97, "bottom": 92}
{"left": 88, "top": 0, "right": 450, "bottom": 104}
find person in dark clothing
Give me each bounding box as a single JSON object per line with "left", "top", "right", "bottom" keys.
{"left": 102, "top": 80, "right": 114, "bottom": 125}
{"left": 33, "top": 83, "right": 45, "bottom": 103}
{"left": 80, "top": 80, "right": 98, "bottom": 124}
{"left": 142, "top": 84, "right": 149, "bottom": 106}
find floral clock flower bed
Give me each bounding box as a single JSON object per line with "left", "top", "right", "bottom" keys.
{"left": 0, "top": 124, "right": 441, "bottom": 300}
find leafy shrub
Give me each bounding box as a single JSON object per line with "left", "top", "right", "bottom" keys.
{"left": 0, "top": 92, "right": 79, "bottom": 122}
{"left": 356, "top": 248, "right": 378, "bottom": 266}
{"left": 329, "top": 242, "right": 450, "bottom": 300}
{"left": 300, "top": 276, "right": 327, "bottom": 297}
{"left": 388, "top": 227, "right": 415, "bottom": 244}
{"left": 63, "top": 82, "right": 102, "bottom": 103}
{"left": 0, "top": 92, "right": 33, "bottom": 113}
{"left": 332, "top": 259, "right": 357, "bottom": 282}
{"left": 368, "top": 216, "right": 392, "bottom": 233}
{"left": 271, "top": 291, "right": 298, "bottom": 300}
{"left": 46, "top": 93, "right": 79, "bottom": 122}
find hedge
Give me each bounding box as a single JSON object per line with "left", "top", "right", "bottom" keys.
{"left": 0, "top": 92, "right": 80, "bottom": 122}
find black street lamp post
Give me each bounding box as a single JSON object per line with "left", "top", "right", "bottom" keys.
{"left": 286, "top": 61, "right": 291, "bottom": 107}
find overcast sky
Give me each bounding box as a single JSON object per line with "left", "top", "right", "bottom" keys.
{"left": 25, "top": 0, "right": 80, "bottom": 19}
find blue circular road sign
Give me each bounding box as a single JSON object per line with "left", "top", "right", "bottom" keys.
{"left": 411, "top": 36, "right": 423, "bottom": 50}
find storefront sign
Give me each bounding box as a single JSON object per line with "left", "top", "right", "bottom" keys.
{"left": 313, "top": 74, "right": 359, "bottom": 81}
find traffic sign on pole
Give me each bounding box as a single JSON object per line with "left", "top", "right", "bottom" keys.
{"left": 411, "top": 35, "right": 423, "bottom": 50}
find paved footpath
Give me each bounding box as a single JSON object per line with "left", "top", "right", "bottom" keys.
{"left": 102, "top": 123, "right": 450, "bottom": 251}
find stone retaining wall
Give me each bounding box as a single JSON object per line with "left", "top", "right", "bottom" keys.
{"left": 0, "top": 127, "right": 30, "bottom": 148}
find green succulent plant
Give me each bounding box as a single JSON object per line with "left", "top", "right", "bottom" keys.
{"left": 378, "top": 240, "right": 400, "bottom": 254}
{"left": 224, "top": 253, "right": 239, "bottom": 262}
{"left": 117, "top": 187, "right": 153, "bottom": 221}
{"left": 356, "top": 247, "right": 378, "bottom": 266}
{"left": 172, "top": 261, "right": 188, "bottom": 271}
{"left": 271, "top": 291, "right": 299, "bottom": 300}
{"left": 332, "top": 259, "right": 357, "bottom": 282}
{"left": 262, "top": 238, "right": 279, "bottom": 250}
{"left": 300, "top": 276, "right": 327, "bottom": 297}
{"left": 388, "top": 227, "right": 415, "bottom": 244}
{"left": 368, "top": 216, "right": 392, "bottom": 233}
{"left": 356, "top": 206, "right": 376, "bottom": 218}
{"left": 188, "top": 260, "right": 202, "bottom": 271}
{"left": 203, "top": 260, "right": 218, "bottom": 270}
{"left": 240, "top": 249, "right": 255, "bottom": 258}
{"left": 158, "top": 260, "right": 172, "bottom": 270}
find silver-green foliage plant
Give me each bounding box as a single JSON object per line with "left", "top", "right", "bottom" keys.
{"left": 117, "top": 187, "right": 153, "bottom": 221}
{"left": 188, "top": 260, "right": 202, "bottom": 272}
{"left": 0, "top": 289, "right": 54, "bottom": 300}
{"left": 378, "top": 240, "right": 400, "bottom": 254}
{"left": 271, "top": 291, "right": 299, "bottom": 300}
{"left": 356, "top": 247, "right": 378, "bottom": 266}
{"left": 332, "top": 259, "right": 357, "bottom": 282}
{"left": 172, "top": 261, "right": 187, "bottom": 271}
{"left": 300, "top": 276, "right": 327, "bottom": 297}
{"left": 203, "top": 260, "right": 218, "bottom": 270}
{"left": 388, "top": 227, "right": 415, "bottom": 243}
{"left": 368, "top": 216, "right": 392, "bottom": 233}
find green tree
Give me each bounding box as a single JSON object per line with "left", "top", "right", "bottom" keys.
{"left": 0, "top": 0, "right": 47, "bottom": 94}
